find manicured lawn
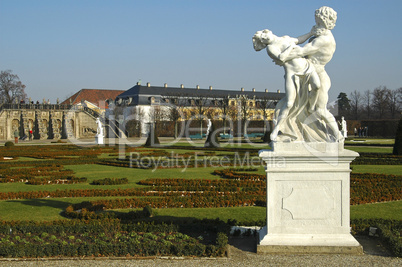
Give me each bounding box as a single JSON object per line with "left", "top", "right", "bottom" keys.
{"left": 352, "top": 165, "right": 402, "bottom": 176}
{"left": 164, "top": 141, "right": 270, "bottom": 150}
{"left": 346, "top": 146, "right": 393, "bottom": 153}
{"left": 0, "top": 196, "right": 132, "bottom": 221}
{"left": 8, "top": 199, "right": 399, "bottom": 223}
{"left": 145, "top": 202, "right": 402, "bottom": 222}
{"left": 67, "top": 164, "right": 227, "bottom": 182}
{"left": 116, "top": 206, "right": 267, "bottom": 224}
{"left": 346, "top": 138, "right": 395, "bottom": 145}
{"left": 351, "top": 200, "right": 402, "bottom": 220}
{"left": 0, "top": 164, "right": 234, "bottom": 193}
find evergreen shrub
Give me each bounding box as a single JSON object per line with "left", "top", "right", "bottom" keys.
{"left": 4, "top": 142, "right": 14, "bottom": 147}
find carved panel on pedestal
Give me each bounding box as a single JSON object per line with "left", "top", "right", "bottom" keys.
{"left": 277, "top": 180, "right": 342, "bottom": 228}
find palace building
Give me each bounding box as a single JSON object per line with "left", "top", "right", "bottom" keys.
{"left": 0, "top": 83, "right": 284, "bottom": 140}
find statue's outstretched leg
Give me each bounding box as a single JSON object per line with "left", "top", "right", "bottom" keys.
{"left": 271, "top": 74, "right": 297, "bottom": 141}
{"left": 307, "top": 71, "right": 321, "bottom": 113}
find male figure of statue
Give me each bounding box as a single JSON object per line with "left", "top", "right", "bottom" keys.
{"left": 278, "top": 6, "right": 340, "bottom": 141}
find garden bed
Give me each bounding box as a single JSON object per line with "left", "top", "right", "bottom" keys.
{"left": 0, "top": 219, "right": 228, "bottom": 258}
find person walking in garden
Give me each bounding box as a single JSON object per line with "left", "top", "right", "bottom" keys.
{"left": 14, "top": 129, "right": 19, "bottom": 143}
{"left": 29, "top": 129, "right": 33, "bottom": 141}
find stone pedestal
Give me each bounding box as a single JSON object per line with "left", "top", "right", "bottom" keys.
{"left": 257, "top": 141, "right": 363, "bottom": 254}
{"left": 95, "top": 135, "right": 104, "bottom": 145}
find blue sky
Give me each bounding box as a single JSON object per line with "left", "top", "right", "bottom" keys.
{"left": 1, "top": 0, "right": 401, "bottom": 103}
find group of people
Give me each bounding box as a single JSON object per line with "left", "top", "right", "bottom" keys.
{"left": 253, "top": 6, "right": 340, "bottom": 142}
{"left": 13, "top": 129, "right": 33, "bottom": 143}
{"left": 354, "top": 126, "right": 368, "bottom": 137}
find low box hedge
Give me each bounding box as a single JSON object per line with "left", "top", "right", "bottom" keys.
{"left": 0, "top": 219, "right": 228, "bottom": 258}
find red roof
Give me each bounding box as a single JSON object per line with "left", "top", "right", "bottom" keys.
{"left": 61, "top": 89, "right": 125, "bottom": 108}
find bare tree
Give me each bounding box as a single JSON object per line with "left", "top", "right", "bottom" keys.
{"left": 162, "top": 94, "right": 186, "bottom": 139}
{"left": 149, "top": 105, "right": 166, "bottom": 128}
{"left": 363, "top": 89, "right": 372, "bottom": 119}
{"left": 125, "top": 106, "right": 144, "bottom": 137}
{"left": 189, "top": 94, "right": 211, "bottom": 135}
{"left": 0, "top": 70, "right": 27, "bottom": 104}
{"left": 237, "top": 95, "right": 253, "bottom": 136}
{"left": 212, "top": 96, "right": 231, "bottom": 134}
{"left": 388, "top": 88, "right": 402, "bottom": 119}
{"left": 349, "top": 90, "right": 362, "bottom": 120}
{"left": 226, "top": 104, "right": 238, "bottom": 135}
{"left": 257, "top": 97, "right": 276, "bottom": 132}
{"left": 372, "top": 86, "right": 390, "bottom": 119}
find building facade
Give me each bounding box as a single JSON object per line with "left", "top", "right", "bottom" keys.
{"left": 0, "top": 84, "right": 285, "bottom": 140}
{"left": 113, "top": 82, "right": 285, "bottom": 136}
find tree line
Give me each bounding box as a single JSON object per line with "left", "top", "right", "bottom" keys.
{"left": 337, "top": 87, "right": 402, "bottom": 120}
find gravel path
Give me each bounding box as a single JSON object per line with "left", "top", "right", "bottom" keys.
{"left": 0, "top": 250, "right": 400, "bottom": 267}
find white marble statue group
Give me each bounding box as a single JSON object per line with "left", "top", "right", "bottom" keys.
{"left": 253, "top": 6, "right": 341, "bottom": 143}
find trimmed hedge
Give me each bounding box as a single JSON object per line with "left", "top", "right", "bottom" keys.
{"left": 352, "top": 153, "right": 402, "bottom": 165}
{"left": 0, "top": 169, "right": 399, "bottom": 209}
{"left": 91, "top": 177, "right": 128, "bottom": 185}
{"left": 0, "top": 164, "right": 87, "bottom": 185}
{"left": 0, "top": 219, "right": 228, "bottom": 258}
{"left": 4, "top": 142, "right": 14, "bottom": 147}
{"left": 350, "top": 173, "right": 402, "bottom": 204}
{"left": 377, "top": 223, "right": 401, "bottom": 257}
{"left": 350, "top": 218, "right": 402, "bottom": 257}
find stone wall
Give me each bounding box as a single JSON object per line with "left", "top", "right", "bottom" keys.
{"left": 0, "top": 107, "right": 97, "bottom": 140}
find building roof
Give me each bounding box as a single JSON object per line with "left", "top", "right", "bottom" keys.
{"left": 117, "top": 84, "right": 284, "bottom": 105}
{"left": 61, "top": 89, "right": 126, "bottom": 108}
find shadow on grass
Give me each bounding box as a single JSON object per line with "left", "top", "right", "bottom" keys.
{"left": 7, "top": 198, "right": 71, "bottom": 209}
{"left": 6, "top": 198, "right": 72, "bottom": 218}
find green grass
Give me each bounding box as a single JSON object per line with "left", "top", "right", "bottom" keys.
{"left": 160, "top": 141, "right": 270, "bottom": 150}
{"left": 346, "top": 146, "right": 393, "bottom": 153}
{"left": 15, "top": 157, "right": 50, "bottom": 162}
{"left": 6, "top": 199, "right": 398, "bottom": 223}
{"left": 115, "top": 206, "right": 267, "bottom": 224}
{"left": 346, "top": 138, "right": 395, "bottom": 145}
{"left": 0, "top": 196, "right": 127, "bottom": 221}
{"left": 0, "top": 164, "right": 253, "bottom": 193}
{"left": 351, "top": 201, "right": 402, "bottom": 220}
{"left": 68, "top": 164, "right": 225, "bottom": 181}
{"left": 352, "top": 165, "right": 402, "bottom": 176}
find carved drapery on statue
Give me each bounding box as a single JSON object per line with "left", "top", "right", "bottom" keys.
{"left": 273, "top": 72, "right": 339, "bottom": 142}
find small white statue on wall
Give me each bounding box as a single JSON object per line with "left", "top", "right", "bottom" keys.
{"left": 95, "top": 117, "right": 104, "bottom": 144}
{"left": 206, "top": 119, "right": 212, "bottom": 136}
{"left": 340, "top": 116, "right": 347, "bottom": 138}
